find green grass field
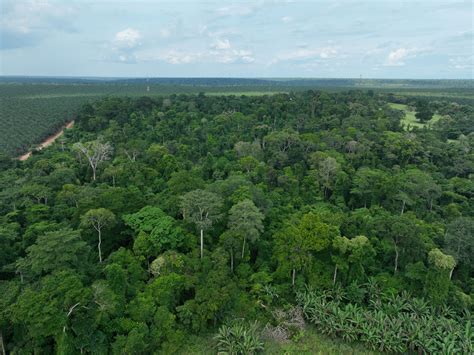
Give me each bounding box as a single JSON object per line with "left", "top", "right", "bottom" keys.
{"left": 177, "top": 326, "right": 379, "bottom": 355}
{"left": 389, "top": 102, "right": 443, "bottom": 130}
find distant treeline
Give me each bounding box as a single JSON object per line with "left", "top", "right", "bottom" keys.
{"left": 1, "top": 76, "right": 473, "bottom": 89}
{"left": 1, "top": 78, "right": 472, "bottom": 157}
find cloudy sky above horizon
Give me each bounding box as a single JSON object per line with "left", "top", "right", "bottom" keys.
{"left": 0, "top": 0, "right": 472, "bottom": 79}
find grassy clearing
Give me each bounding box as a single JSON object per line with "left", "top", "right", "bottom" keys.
{"left": 389, "top": 102, "right": 443, "bottom": 130}
{"left": 392, "top": 90, "right": 474, "bottom": 100}
{"left": 263, "top": 327, "right": 380, "bottom": 355}
{"left": 206, "top": 91, "right": 286, "bottom": 96}
{"left": 177, "top": 326, "right": 378, "bottom": 355}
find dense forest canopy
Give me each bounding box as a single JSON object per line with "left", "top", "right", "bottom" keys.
{"left": 0, "top": 90, "right": 473, "bottom": 353}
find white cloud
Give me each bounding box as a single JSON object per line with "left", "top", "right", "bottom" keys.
{"left": 449, "top": 55, "right": 473, "bottom": 70}
{"left": 384, "top": 47, "right": 431, "bottom": 66}
{"left": 113, "top": 28, "right": 142, "bottom": 49}
{"left": 272, "top": 46, "right": 339, "bottom": 64}
{"left": 320, "top": 47, "right": 338, "bottom": 59}
{"left": 212, "top": 49, "right": 255, "bottom": 64}
{"left": 281, "top": 16, "right": 293, "bottom": 23}
{"left": 105, "top": 28, "right": 143, "bottom": 63}
{"left": 211, "top": 38, "right": 231, "bottom": 50}
{"left": 158, "top": 49, "right": 202, "bottom": 64}
{"left": 215, "top": 4, "right": 255, "bottom": 17}
{"left": 142, "top": 44, "right": 254, "bottom": 65}
{"left": 385, "top": 48, "right": 409, "bottom": 66}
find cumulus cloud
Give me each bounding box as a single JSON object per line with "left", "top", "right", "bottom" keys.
{"left": 0, "top": 0, "right": 77, "bottom": 49}
{"left": 384, "top": 47, "right": 427, "bottom": 66}
{"left": 271, "top": 46, "right": 339, "bottom": 64}
{"left": 209, "top": 37, "right": 254, "bottom": 64}
{"left": 385, "top": 48, "right": 409, "bottom": 66}
{"left": 157, "top": 49, "right": 202, "bottom": 64}
{"left": 106, "top": 28, "right": 143, "bottom": 63}
{"left": 211, "top": 49, "right": 255, "bottom": 64}
{"left": 142, "top": 39, "right": 254, "bottom": 65}
{"left": 113, "top": 28, "right": 142, "bottom": 49}
{"left": 211, "top": 38, "right": 231, "bottom": 50}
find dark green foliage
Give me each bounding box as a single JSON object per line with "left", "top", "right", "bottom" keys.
{"left": 0, "top": 89, "right": 472, "bottom": 353}
{"left": 415, "top": 100, "right": 434, "bottom": 122}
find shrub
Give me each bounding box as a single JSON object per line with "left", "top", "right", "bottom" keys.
{"left": 214, "top": 320, "right": 264, "bottom": 354}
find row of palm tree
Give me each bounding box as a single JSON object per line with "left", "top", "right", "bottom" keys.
{"left": 296, "top": 286, "right": 472, "bottom": 354}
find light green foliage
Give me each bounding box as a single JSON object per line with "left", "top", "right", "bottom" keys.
{"left": 228, "top": 199, "right": 264, "bottom": 258}
{"left": 425, "top": 249, "right": 456, "bottom": 306}
{"left": 214, "top": 320, "right": 264, "bottom": 355}
{"left": 332, "top": 236, "right": 375, "bottom": 282}
{"left": 180, "top": 189, "right": 223, "bottom": 231}
{"left": 298, "top": 288, "right": 473, "bottom": 354}
{"left": 180, "top": 189, "right": 223, "bottom": 258}
{"left": 275, "top": 212, "right": 339, "bottom": 284}
{"left": 389, "top": 102, "right": 443, "bottom": 130}
{"left": 81, "top": 208, "right": 116, "bottom": 263}
{"left": 428, "top": 248, "right": 456, "bottom": 271}
{"left": 124, "top": 206, "right": 187, "bottom": 257}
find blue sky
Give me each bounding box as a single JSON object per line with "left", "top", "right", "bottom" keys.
{"left": 0, "top": 0, "right": 472, "bottom": 78}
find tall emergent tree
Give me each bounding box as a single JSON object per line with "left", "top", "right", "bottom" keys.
{"left": 444, "top": 217, "right": 474, "bottom": 273}
{"left": 73, "top": 140, "right": 113, "bottom": 181}
{"left": 228, "top": 199, "right": 264, "bottom": 259}
{"left": 425, "top": 248, "right": 456, "bottom": 305}
{"left": 180, "top": 189, "right": 223, "bottom": 259}
{"left": 275, "top": 212, "right": 339, "bottom": 286}
{"left": 81, "top": 208, "right": 116, "bottom": 263}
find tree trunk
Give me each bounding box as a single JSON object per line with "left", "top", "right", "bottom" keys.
{"left": 200, "top": 229, "right": 204, "bottom": 259}
{"left": 449, "top": 267, "right": 454, "bottom": 280}
{"left": 230, "top": 249, "right": 234, "bottom": 273}
{"left": 112, "top": 175, "right": 115, "bottom": 187}
{"left": 241, "top": 237, "right": 246, "bottom": 259}
{"left": 292, "top": 268, "right": 296, "bottom": 286}
{"left": 333, "top": 265, "right": 338, "bottom": 285}
{"left": 0, "top": 330, "right": 5, "bottom": 355}
{"left": 98, "top": 229, "right": 102, "bottom": 263}
{"left": 400, "top": 200, "right": 405, "bottom": 215}
{"left": 92, "top": 167, "right": 97, "bottom": 181}
{"left": 394, "top": 243, "right": 399, "bottom": 274}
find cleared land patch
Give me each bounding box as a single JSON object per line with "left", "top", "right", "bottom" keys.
{"left": 389, "top": 102, "right": 443, "bottom": 130}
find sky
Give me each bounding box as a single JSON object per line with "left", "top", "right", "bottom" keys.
{"left": 0, "top": 0, "right": 473, "bottom": 79}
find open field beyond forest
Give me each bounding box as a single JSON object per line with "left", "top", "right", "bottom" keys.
{"left": 388, "top": 102, "right": 443, "bottom": 130}
{"left": 0, "top": 77, "right": 473, "bottom": 157}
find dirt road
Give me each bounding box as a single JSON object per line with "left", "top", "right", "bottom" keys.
{"left": 17, "top": 121, "right": 75, "bottom": 161}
